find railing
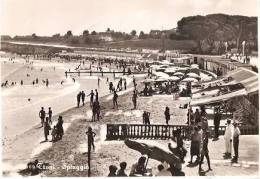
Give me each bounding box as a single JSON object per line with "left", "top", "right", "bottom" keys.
{"left": 106, "top": 124, "right": 258, "bottom": 140}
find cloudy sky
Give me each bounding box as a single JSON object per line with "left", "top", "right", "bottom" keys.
{"left": 0, "top": 0, "right": 258, "bottom": 36}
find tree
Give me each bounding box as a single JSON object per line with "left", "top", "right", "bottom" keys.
{"left": 131, "top": 30, "right": 137, "bottom": 36}
{"left": 106, "top": 28, "right": 111, "bottom": 32}
{"left": 91, "top": 31, "right": 97, "bottom": 35}
{"left": 139, "top": 31, "right": 145, "bottom": 39}
{"left": 32, "top": 33, "right": 37, "bottom": 39}
{"left": 65, "top": 31, "right": 73, "bottom": 38}
{"left": 52, "top": 33, "right": 60, "bottom": 38}
{"left": 83, "top": 30, "right": 89, "bottom": 37}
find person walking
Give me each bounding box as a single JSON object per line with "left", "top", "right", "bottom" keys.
{"left": 113, "top": 90, "right": 118, "bottom": 109}
{"left": 86, "top": 127, "right": 96, "bottom": 151}
{"left": 86, "top": 90, "right": 94, "bottom": 107}
{"left": 199, "top": 131, "right": 212, "bottom": 172}
{"left": 81, "top": 91, "right": 86, "bottom": 106}
{"left": 164, "top": 106, "right": 170, "bottom": 125}
{"left": 189, "top": 126, "right": 201, "bottom": 164}
{"left": 92, "top": 101, "right": 97, "bottom": 122}
{"left": 232, "top": 122, "right": 241, "bottom": 163}
{"left": 39, "top": 107, "right": 46, "bottom": 127}
{"left": 77, "top": 91, "right": 82, "bottom": 108}
{"left": 48, "top": 107, "right": 52, "bottom": 125}
{"left": 224, "top": 119, "right": 233, "bottom": 159}
{"left": 213, "top": 108, "right": 221, "bottom": 139}
{"left": 132, "top": 90, "right": 138, "bottom": 109}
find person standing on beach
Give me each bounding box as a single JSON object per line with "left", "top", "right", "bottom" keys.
{"left": 224, "top": 119, "right": 233, "bottom": 159}
{"left": 87, "top": 90, "right": 94, "bottom": 107}
{"left": 86, "top": 127, "right": 96, "bottom": 151}
{"left": 48, "top": 107, "right": 52, "bottom": 125}
{"left": 95, "top": 89, "right": 99, "bottom": 102}
{"left": 39, "top": 107, "right": 46, "bottom": 127}
{"left": 124, "top": 80, "right": 127, "bottom": 90}
{"left": 199, "top": 131, "right": 212, "bottom": 172}
{"left": 113, "top": 90, "right": 118, "bottom": 109}
{"left": 96, "top": 101, "right": 101, "bottom": 121}
{"left": 77, "top": 91, "right": 82, "bottom": 108}
{"left": 92, "top": 101, "right": 97, "bottom": 121}
{"left": 46, "top": 79, "right": 49, "bottom": 87}
{"left": 43, "top": 121, "right": 51, "bottom": 141}
{"left": 98, "top": 77, "right": 101, "bottom": 88}
{"left": 164, "top": 107, "right": 171, "bottom": 125}
{"left": 81, "top": 91, "right": 86, "bottom": 106}
{"left": 213, "top": 108, "right": 221, "bottom": 139}
{"left": 232, "top": 122, "right": 240, "bottom": 163}
{"left": 56, "top": 116, "right": 64, "bottom": 140}
{"left": 132, "top": 90, "right": 138, "bottom": 109}
{"left": 109, "top": 82, "right": 113, "bottom": 93}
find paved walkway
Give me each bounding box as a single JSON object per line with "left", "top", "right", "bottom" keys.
{"left": 183, "top": 135, "right": 259, "bottom": 176}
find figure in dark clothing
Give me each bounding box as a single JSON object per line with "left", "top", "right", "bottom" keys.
{"left": 46, "top": 79, "right": 49, "bottom": 87}
{"left": 96, "top": 101, "right": 101, "bottom": 121}
{"left": 132, "top": 90, "right": 138, "bottom": 109}
{"left": 214, "top": 108, "right": 221, "bottom": 139}
{"left": 81, "top": 91, "right": 85, "bottom": 106}
{"left": 77, "top": 92, "right": 82, "bottom": 107}
{"left": 87, "top": 90, "right": 94, "bottom": 107}
{"left": 56, "top": 116, "right": 64, "bottom": 140}
{"left": 43, "top": 121, "right": 51, "bottom": 141}
{"left": 95, "top": 89, "right": 99, "bottom": 102}
{"left": 143, "top": 111, "right": 151, "bottom": 133}
{"left": 124, "top": 80, "right": 127, "bottom": 90}
{"left": 199, "top": 131, "right": 212, "bottom": 172}
{"left": 164, "top": 106, "right": 170, "bottom": 125}
{"left": 86, "top": 127, "right": 96, "bottom": 151}
{"left": 109, "top": 82, "right": 113, "bottom": 93}
{"left": 20, "top": 80, "right": 23, "bottom": 85}
{"left": 39, "top": 107, "right": 46, "bottom": 127}
{"left": 36, "top": 78, "right": 38, "bottom": 84}
{"left": 48, "top": 107, "right": 52, "bottom": 125}
{"left": 117, "top": 162, "right": 128, "bottom": 176}
{"left": 113, "top": 90, "right": 118, "bottom": 109}
{"left": 108, "top": 165, "right": 118, "bottom": 177}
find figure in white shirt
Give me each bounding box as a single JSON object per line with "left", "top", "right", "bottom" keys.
{"left": 224, "top": 119, "right": 233, "bottom": 158}
{"left": 232, "top": 122, "right": 241, "bottom": 163}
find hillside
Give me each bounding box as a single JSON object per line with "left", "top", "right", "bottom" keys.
{"left": 177, "top": 13, "right": 258, "bottom": 54}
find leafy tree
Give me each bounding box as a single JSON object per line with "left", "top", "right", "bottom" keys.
{"left": 32, "top": 33, "right": 37, "bottom": 39}
{"left": 91, "top": 31, "right": 97, "bottom": 35}
{"left": 66, "top": 30, "right": 72, "bottom": 36}
{"left": 83, "top": 30, "right": 89, "bottom": 37}
{"left": 106, "top": 28, "right": 111, "bottom": 32}
{"left": 139, "top": 31, "right": 145, "bottom": 39}
{"left": 131, "top": 30, "right": 137, "bottom": 36}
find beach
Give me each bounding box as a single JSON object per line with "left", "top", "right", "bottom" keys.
{"left": 1, "top": 53, "right": 132, "bottom": 175}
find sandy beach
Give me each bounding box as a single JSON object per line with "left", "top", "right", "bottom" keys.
{"left": 1, "top": 53, "right": 133, "bottom": 175}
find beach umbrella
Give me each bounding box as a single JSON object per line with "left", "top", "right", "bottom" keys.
{"left": 168, "top": 76, "right": 180, "bottom": 81}
{"left": 182, "top": 77, "right": 198, "bottom": 82}
{"left": 187, "top": 72, "right": 200, "bottom": 78}
{"left": 165, "top": 68, "right": 176, "bottom": 73}
{"left": 124, "top": 139, "right": 182, "bottom": 169}
{"left": 153, "top": 72, "right": 169, "bottom": 78}
{"left": 190, "top": 64, "right": 199, "bottom": 69}
{"left": 173, "top": 72, "right": 184, "bottom": 76}
{"left": 155, "top": 77, "right": 168, "bottom": 82}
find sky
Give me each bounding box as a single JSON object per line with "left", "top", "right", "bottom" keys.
{"left": 0, "top": 0, "right": 258, "bottom": 37}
